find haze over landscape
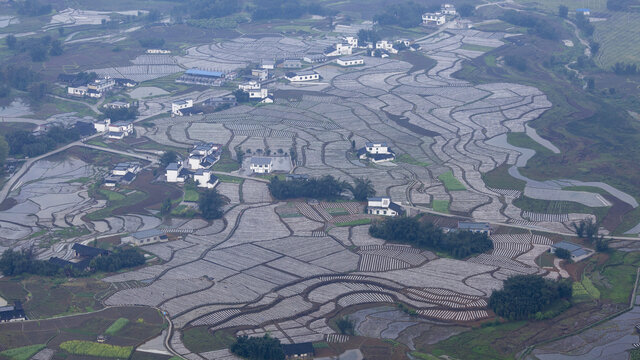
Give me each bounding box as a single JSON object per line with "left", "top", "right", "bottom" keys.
{"left": 0, "top": 0, "right": 640, "bottom": 359}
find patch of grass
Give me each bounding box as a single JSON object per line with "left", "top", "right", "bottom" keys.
{"left": 327, "top": 207, "right": 349, "bottom": 216}
{"left": 482, "top": 164, "right": 526, "bottom": 191}
{"left": 98, "top": 189, "right": 126, "bottom": 201}
{"left": 216, "top": 174, "right": 244, "bottom": 184}
{"left": 593, "top": 12, "right": 640, "bottom": 69}
{"left": 409, "top": 351, "right": 440, "bottom": 360}
{"left": 170, "top": 204, "right": 198, "bottom": 218}
{"left": 139, "top": 72, "right": 191, "bottom": 94}
{"left": 474, "top": 20, "right": 528, "bottom": 33}
{"left": 587, "top": 251, "right": 640, "bottom": 304}
{"left": 312, "top": 342, "right": 329, "bottom": 349}
{"left": 432, "top": 200, "right": 449, "bottom": 213}
{"left": 572, "top": 281, "right": 591, "bottom": 302}
{"left": 59, "top": 340, "right": 132, "bottom": 358}
{"left": 86, "top": 139, "right": 109, "bottom": 148}
{"left": 0, "top": 344, "right": 46, "bottom": 360}
{"left": 183, "top": 186, "right": 199, "bottom": 202}
{"left": 507, "top": 132, "right": 553, "bottom": 155}
{"left": 335, "top": 218, "right": 372, "bottom": 227}
{"left": 484, "top": 54, "right": 497, "bottom": 67}
{"left": 561, "top": 185, "right": 611, "bottom": 197}
{"left": 536, "top": 251, "right": 555, "bottom": 268}
{"left": 514, "top": 195, "right": 609, "bottom": 220}
{"left": 280, "top": 213, "right": 302, "bottom": 218}
{"left": 51, "top": 226, "right": 91, "bottom": 240}
{"left": 66, "top": 177, "right": 92, "bottom": 184}
{"left": 461, "top": 43, "right": 496, "bottom": 52}
{"left": 438, "top": 171, "right": 466, "bottom": 191}
{"left": 211, "top": 148, "right": 241, "bottom": 172}
{"left": 182, "top": 327, "right": 234, "bottom": 353}
{"left": 427, "top": 321, "right": 527, "bottom": 360}
{"left": 394, "top": 153, "right": 430, "bottom": 167}
{"left": 86, "top": 190, "right": 147, "bottom": 221}
{"left": 104, "top": 318, "right": 129, "bottom": 336}
{"left": 582, "top": 275, "right": 601, "bottom": 299}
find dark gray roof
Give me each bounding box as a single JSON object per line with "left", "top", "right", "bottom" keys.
{"left": 73, "top": 243, "right": 109, "bottom": 258}
{"left": 365, "top": 142, "right": 388, "bottom": 147}
{"left": 340, "top": 56, "right": 364, "bottom": 61}
{"left": 131, "top": 229, "right": 166, "bottom": 239}
{"left": 553, "top": 241, "right": 588, "bottom": 257}
{"left": 166, "top": 162, "right": 181, "bottom": 171}
{"left": 389, "top": 201, "right": 405, "bottom": 214}
{"left": 282, "top": 342, "right": 314, "bottom": 356}
{"left": 370, "top": 153, "right": 395, "bottom": 161}
{"left": 251, "top": 157, "right": 273, "bottom": 165}
{"left": 458, "top": 222, "right": 491, "bottom": 231}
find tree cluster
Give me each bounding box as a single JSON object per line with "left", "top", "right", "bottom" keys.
{"left": 268, "top": 176, "right": 347, "bottom": 200}
{"left": 250, "top": 0, "right": 334, "bottom": 21}
{"left": 612, "top": 62, "right": 639, "bottom": 75}
{"left": 357, "top": 29, "right": 381, "bottom": 46}
{"left": 607, "top": 0, "right": 640, "bottom": 11}
{"left": 373, "top": 1, "right": 428, "bottom": 28}
{"left": 574, "top": 12, "right": 594, "bottom": 36}
{"left": 554, "top": 247, "right": 571, "bottom": 260}
{"left": 14, "top": 0, "right": 52, "bottom": 16}
{"left": 230, "top": 335, "right": 285, "bottom": 360}
{"left": 90, "top": 248, "right": 145, "bottom": 272}
{"left": 0, "top": 135, "right": 8, "bottom": 170}
{"left": 6, "top": 34, "right": 63, "bottom": 61}
{"left": 573, "top": 218, "right": 609, "bottom": 252}
{"left": 4, "top": 123, "right": 92, "bottom": 158}
{"left": 349, "top": 177, "right": 375, "bottom": 201}
{"left": 100, "top": 106, "right": 139, "bottom": 122}
{"left": 198, "top": 189, "right": 228, "bottom": 220}
{"left": 368, "top": 216, "right": 493, "bottom": 259}
{"left": 171, "top": 0, "right": 240, "bottom": 21}
{"left": 336, "top": 316, "right": 355, "bottom": 335}
{"left": 458, "top": 4, "right": 475, "bottom": 17}
{"left": 139, "top": 38, "right": 165, "bottom": 49}
{"left": 489, "top": 275, "right": 572, "bottom": 320}
{"left": 0, "top": 64, "right": 40, "bottom": 100}
{"left": 558, "top": 5, "right": 568, "bottom": 18}
{"left": 504, "top": 55, "right": 527, "bottom": 71}
{"left": 0, "top": 248, "right": 145, "bottom": 277}
{"left": 160, "top": 151, "right": 179, "bottom": 168}
{"left": 499, "top": 10, "right": 558, "bottom": 40}
{"left": 233, "top": 89, "right": 250, "bottom": 103}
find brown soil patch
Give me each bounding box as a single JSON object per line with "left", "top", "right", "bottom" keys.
{"left": 0, "top": 197, "right": 17, "bottom": 211}
{"left": 564, "top": 261, "right": 588, "bottom": 281}
{"left": 600, "top": 194, "right": 633, "bottom": 231}
{"left": 112, "top": 170, "right": 182, "bottom": 215}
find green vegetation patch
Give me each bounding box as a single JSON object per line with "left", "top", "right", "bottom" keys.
{"left": 98, "top": 189, "right": 125, "bottom": 201}
{"left": 86, "top": 190, "right": 147, "bottom": 221}
{"left": 104, "top": 317, "right": 129, "bottom": 336}
{"left": 438, "top": 171, "right": 466, "bottom": 191}
{"left": 394, "top": 153, "right": 430, "bottom": 167}
{"left": 183, "top": 327, "right": 234, "bottom": 353}
{"left": 514, "top": 195, "right": 609, "bottom": 220}
{"left": 66, "top": 177, "right": 92, "bottom": 184}
{"left": 211, "top": 148, "right": 241, "bottom": 172}
{"left": 460, "top": 43, "right": 496, "bottom": 52}
{"left": 327, "top": 207, "right": 349, "bottom": 216}
{"left": 594, "top": 12, "right": 640, "bottom": 69}
{"left": 482, "top": 164, "right": 526, "bottom": 191}
{"left": 59, "top": 340, "right": 132, "bottom": 358}
{"left": 587, "top": 251, "right": 640, "bottom": 303}
{"left": 0, "top": 344, "right": 46, "bottom": 360}
{"left": 432, "top": 200, "right": 449, "bottom": 213}
{"left": 216, "top": 174, "right": 244, "bottom": 184}
{"left": 507, "top": 132, "right": 553, "bottom": 155}
{"left": 335, "top": 218, "right": 372, "bottom": 227}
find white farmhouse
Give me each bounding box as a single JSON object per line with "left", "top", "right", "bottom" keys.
{"left": 367, "top": 197, "right": 405, "bottom": 216}
{"left": 325, "top": 42, "right": 353, "bottom": 57}
{"left": 357, "top": 142, "right": 396, "bottom": 163}
{"left": 68, "top": 86, "right": 88, "bottom": 97}
{"left": 344, "top": 36, "right": 358, "bottom": 48}
{"left": 337, "top": 56, "right": 364, "bottom": 67}
{"left": 122, "top": 229, "right": 168, "bottom": 246}
{"left": 375, "top": 40, "right": 398, "bottom": 54}
{"left": 249, "top": 88, "right": 269, "bottom": 100}
{"left": 441, "top": 3, "right": 456, "bottom": 15}
{"left": 285, "top": 70, "right": 320, "bottom": 82}
{"left": 112, "top": 162, "right": 140, "bottom": 176}
{"left": 188, "top": 142, "right": 221, "bottom": 170}
{"left": 261, "top": 59, "right": 276, "bottom": 69}
{"left": 423, "top": 12, "right": 446, "bottom": 25}
{"left": 250, "top": 157, "right": 273, "bottom": 174}
{"left": 238, "top": 81, "right": 261, "bottom": 91}
{"left": 194, "top": 169, "right": 219, "bottom": 189}
{"left": 107, "top": 121, "right": 134, "bottom": 139}
{"left": 88, "top": 77, "right": 115, "bottom": 94}
{"left": 146, "top": 49, "right": 171, "bottom": 54}
{"left": 166, "top": 162, "right": 187, "bottom": 183}
{"left": 171, "top": 99, "right": 194, "bottom": 116}
{"left": 93, "top": 118, "right": 111, "bottom": 132}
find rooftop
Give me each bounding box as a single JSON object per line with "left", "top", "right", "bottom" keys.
{"left": 365, "top": 142, "right": 388, "bottom": 147}
{"left": 458, "top": 222, "right": 491, "bottom": 230}
{"left": 166, "top": 162, "right": 181, "bottom": 171}
{"left": 185, "top": 69, "right": 224, "bottom": 78}
{"left": 340, "top": 56, "right": 364, "bottom": 61}
{"left": 72, "top": 243, "right": 109, "bottom": 258}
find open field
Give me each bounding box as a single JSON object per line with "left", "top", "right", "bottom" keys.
{"left": 594, "top": 12, "right": 640, "bottom": 68}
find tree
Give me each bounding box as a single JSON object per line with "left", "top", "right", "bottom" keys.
{"left": 5, "top": 34, "right": 17, "bottom": 50}
{"left": 49, "top": 39, "right": 63, "bottom": 56}
{"left": 554, "top": 248, "right": 571, "bottom": 260}
{"left": 336, "top": 316, "right": 355, "bottom": 335}
{"left": 350, "top": 177, "right": 375, "bottom": 201}
{"left": 558, "top": 5, "right": 568, "bottom": 18}
{"left": 595, "top": 235, "right": 610, "bottom": 252}
{"left": 198, "top": 189, "right": 228, "bottom": 220}
{"left": 0, "top": 135, "right": 8, "bottom": 169}
{"left": 160, "top": 151, "right": 178, "bottom": 168}
{"left": 230, "top": 334, "right": 284, "bottom": 360}
{"left": 489, "top": 275, "right": 572, "bottom": 320}
{"left": 590, "top": 41, "right": 600, "bottom": 55}
{"left": 160, "top": 198, "right": 172, "bottom": 216}
{"left": 458, "top": 4, "right": 475, "bottom": 17}
{"left": 28, "top": 82, "right": 48, "bottom": 102}
{"left": 587, "top": 77, "right": 595, "bottom": 90}
{"left": 268, "top": 176, "right": 348, "bottom": 200}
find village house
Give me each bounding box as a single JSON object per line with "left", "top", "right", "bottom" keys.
{"left": 193, "top": 169, "right": 219, "bottom": 188}
{"left": 325, "top": 41, "right": 353, "bottom": 57}
{"left": 357, "top": 142, "right": 396, "bottom": 163}
{"left": 238, "top": 81, "right": 261, "bottom": 91}
{"left": 576, "top": 8, "right": 590, "bottom": 16}
{"left": 172, "top": 99, "right": 194, "bottom": 116}
{"left": 107, "top": 121, "right": 134, "bottom": 140}
{"left": 423, "top": 12, "right": 447, "bottom": 25}
{"left": 177, "top": 69, "right": 225, "bottom": 86}
{"left": 344, "top": 36, "right": 359, "bottom": 48}
{"left": 250, "top": 157, "right": 273, "bottom": 174}
{"left": 303, "top": 54, "right": 327, "bottom": 63}
{"left": 261, "top": 59, "right": 276, "bottom": 69}
{"left": 146, "top": 49, "right": 171, "bottom": 54}
{"left": 122, "top": 229, "right": 168, "bottom": 246}
{"left": 104, "top": 162, "right": 140, "bottom": 187}
{"left": 88, "top": 77, "right": 116, "bottom": 94}
{"left": 457, "top": 222, "right": 492, "bottom": 235}
{"left": 252, "top": 68, "right": 269, "bottom": 81}
{"left": 204, "top": 96, "right": 237, "bottom": 109}
{"left": 249, "top": 88, "right": 269, "bottom": 100}
{"left": 367, "top": 197, "right": 405, "bottom": 216}
{"left": 114, "top": 78, "right": 138, "bottom": 88}
{"left": 0, "top": 301, "right": 27, "bottom": 323}
{"left": 104, "top": 101, "right": 130, "bottom": 109}
{"left": 282, "top": 342, "right": 315, "bottom": 360}
{"left": 188, "top": 143, "right": 222, "bottom": 170}
{"left": 67, "top": 85, "right": 88, "bottom": 97}
{"left": 286, "top": 70, "right": 320, "bottom": 82}
{"left": 551, "top": 241, "right": 591, "bottom": 260}
{"left": 441, "top": 3, "right": 457, "bottom": 15}
{"left": 337, "top": 56, "right": 365, "bottom": 67}
{"left": 375, "top": 40, "right": 398, "bottom": 54}
{"left": 93, "top": 118, "right": 111, "bottom": 132}
{"left": 281, "top": 59, "right": 303, "bottom": 69}
{"left": 166, "top": 161, "right": 188, "bottom": 183}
